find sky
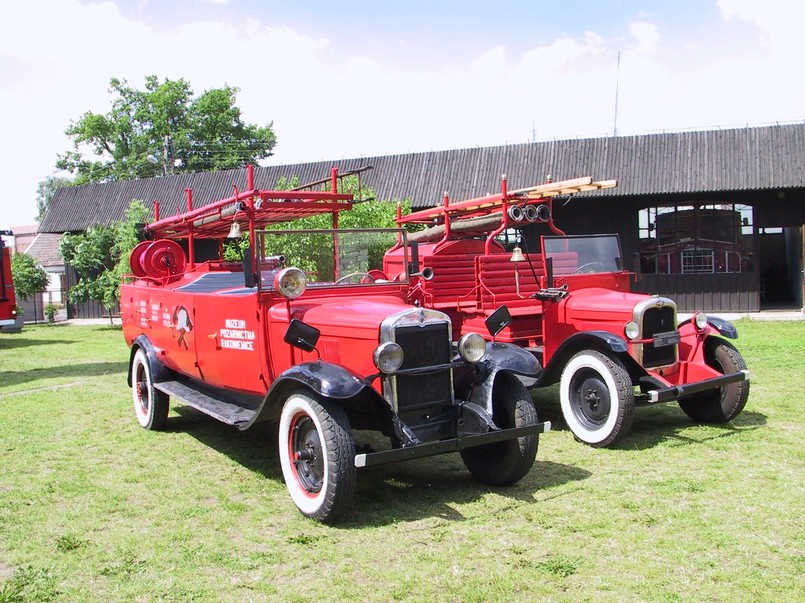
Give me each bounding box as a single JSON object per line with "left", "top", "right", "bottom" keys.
{"left": 1, "top": 0, "right": 803, "bottom": 228}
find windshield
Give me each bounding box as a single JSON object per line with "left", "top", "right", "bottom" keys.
{"left": 542, "top": 235, "right": 623, "bottom": 275}
{"left": 257, "top": 228, "right": 408, "bottom": 289}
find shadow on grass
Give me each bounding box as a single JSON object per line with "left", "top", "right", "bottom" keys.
{"left": 620, "top": 407, "right": 767, "bottom": 450}
{"left": 0, "top": 361, "right": 128, "bottom": 389}
{"left": 0, "top": 337, "right": 78, "bottom": 349}
{"left": 168, "top": 407, "right": 280, "bottom": 480}
{"left": 168, "top": 405, "right": 589, "bottom": 527}
{"left": 532, "top": 387, "right": 766, "bottom": 450}
{"left": 344, "top": 458, "right": 591, "bottom": 528}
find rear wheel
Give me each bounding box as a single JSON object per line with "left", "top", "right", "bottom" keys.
{"left": 678, "top": 338, "right": 749, "bottom": 423}
{"left": 278, "top": 391, "right": 356, "bottom": 523}
{"left": 131, "top": 348, "right": 169, "bottom": 430}
{"left": 460, "top": 379, "right": 539, "bottom": 486}
{"left": 560, "top": 350, "right": 635, "bottom": 447}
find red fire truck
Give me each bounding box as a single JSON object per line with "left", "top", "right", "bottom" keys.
{"left": 0, "top": 231, "right": 18, "bottom": 329}
{"left": 388, "top": 175, "right": 750, "bottom": 448}
{"left": 121, "top": 166, "right": 550, "bottom": 522}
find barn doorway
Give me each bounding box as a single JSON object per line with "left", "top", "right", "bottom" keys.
{"left": 758, "top": 225, "right": 803, "bottom": 309}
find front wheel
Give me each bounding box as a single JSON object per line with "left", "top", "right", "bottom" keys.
{"left": 460, "top": 378, "right": 539, "bottom": 486}
{"left": 678, "top": 338, "right": 749, "bottom": 423}
{"left": 560, "top": 350, "right": 635, "bottom": 447}
{"left": 278, "top": 391, "right": 356, "bottom": 523}
{"left": 131, "top": 348, "right": 169, "bottom": 430}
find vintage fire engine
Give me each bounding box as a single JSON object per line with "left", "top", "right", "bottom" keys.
{"left": 0, "top": 231, "right": 18, "bottom": 328}
{"left": 121, "top": 166, "right": 550, "bottom": 522}
{"left": 388, "top": 175, "right": 750, "bottom": 448}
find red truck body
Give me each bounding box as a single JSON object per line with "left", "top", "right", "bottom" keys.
{"left": 121, "top": 167, "right": 549, "bottom": 522}
{"left": 390, "top": 175, "right": 750, "bottom": 447}
{"left": 0, "top": 232, "right": 17, "bottom": 328}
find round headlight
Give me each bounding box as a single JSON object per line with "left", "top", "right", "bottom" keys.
{"left": 457, "top": 333, "right": 486, "bottom": 363}
{"left": 274, "top": 267, "right": 307, "bottom": 299}
{"left": 694, "top": 312, "right": 708, "bottom": 330}
{"left": 373, "top": 342, "right": 404, "bottom": 374}
{"left": 624, "top": 321, "right": 640, "bottom": 340}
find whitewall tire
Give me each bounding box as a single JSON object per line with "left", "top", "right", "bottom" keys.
{"left": 278, "top": 391, "right": 356, "bottom": 523}
{"left": 560, "top": 350, "right": 635, "bottom": 447}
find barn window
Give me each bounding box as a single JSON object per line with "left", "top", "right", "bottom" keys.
{"left": 639, "top": 203, "right": 754, "bottom": 275}
{"left": 681, "top": 249, "right": 714, "bottom": 273}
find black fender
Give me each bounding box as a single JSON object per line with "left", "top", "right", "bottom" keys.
{"left": 539, "top": 330, "right": 630, "bottom": 386}
{"left": 678, "top": 316, "right": 739, "bottom": 339}
{"left": 247, "top": 361, "right": 387, "bottom": 426}
{"left": 127, "top": 335, "right": 171, "bottom": 386}
{"left": 463, "top": 342, "right": 541, "bottom": 416}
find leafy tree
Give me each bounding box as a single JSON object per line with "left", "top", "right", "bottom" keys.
{"left": 11, "top": 252, "right": 49, "bottom": 301}
{"left": 36, "top": 176, "right": 73, "bottom": 222}
{"left": 57, "top": 76, "right": 277, "bottom": 184}
{"left": 261, "top": 175, "right": 412, "bottom": 278}
{"left": 60, "top": 200, "right": 150, "bottom": 323}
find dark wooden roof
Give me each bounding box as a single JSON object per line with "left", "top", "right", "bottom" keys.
{"left": 40, "top": 123, "right": 805, "bottom": 233}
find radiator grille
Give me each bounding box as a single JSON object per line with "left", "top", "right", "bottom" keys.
{"left": 641, "top": 305, "right": 677, "bottom": 368}
{"left": 393, "top": 323, "right": 453, "bottom": 411}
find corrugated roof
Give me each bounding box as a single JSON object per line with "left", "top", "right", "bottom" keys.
{"left": 40, "top": 123, "right": 805, "bottom": 233}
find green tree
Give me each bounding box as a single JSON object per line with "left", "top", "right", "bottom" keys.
{"left": 60, "top": 200, "right": 151, "bottom": 323}
{"left": 11, "top": 252, "right": 49, "bottom": 301}
{"left": 261, "top": 175, "right": 411, "bottom": 277}
{"left": 36, "top": 176, "right": 74, "bottom": 222}
{"left": 57, "top": 76, "right": 277, "bottom": 184}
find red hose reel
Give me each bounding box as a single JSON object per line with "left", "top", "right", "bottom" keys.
{"left": 129, "top": 240, "right": 186, "bottom": 279}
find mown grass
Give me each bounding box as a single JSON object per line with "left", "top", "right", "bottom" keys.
{"left": 0, "top": 321, "right": 802, "bottom": 602}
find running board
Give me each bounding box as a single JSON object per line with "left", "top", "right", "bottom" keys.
{"left": 154, "top": 379, "right": 261, "bottom": 428}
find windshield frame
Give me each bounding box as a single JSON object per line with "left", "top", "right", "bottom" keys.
{"left": 541, "top": 234, "right": 624, "bottom": 276}
{"left": 256, "top": 227, "right": 409, "bottom": 292}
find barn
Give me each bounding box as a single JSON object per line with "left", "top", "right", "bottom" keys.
{"left": 40, "top": 122, "right": 805, "bottom": 317}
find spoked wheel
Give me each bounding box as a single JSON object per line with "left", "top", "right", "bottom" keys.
{"left": 678, "top": 338, "right": 749, "bottom": 423}
{"left": 560, "top": 350, "right": 635, "bottom": 447}
{"left": 278, "top": 391, "right": 356, "bottom": 523}
{"left": 460, "top": 377, "right": 539, "bottom": 486}
{"left": 131, "top": 348, "right": 169, "bottom": 430}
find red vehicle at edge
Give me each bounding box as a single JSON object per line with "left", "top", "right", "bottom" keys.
{"left": 121, "top": 166, "right": 550, "bottom": 522}
{"left": 387, "top": 175, "right": 750, "bottom": 448}
{"left": 0, "top": 231, "right": 18, "bottom": 329}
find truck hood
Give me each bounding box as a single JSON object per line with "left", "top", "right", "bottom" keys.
{"left": 562, "top": 288, "right": 650, "bottom": 321}
{"left": 270, "top": 295, "right": 410, "bottom": 338}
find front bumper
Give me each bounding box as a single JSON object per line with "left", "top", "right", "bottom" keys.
{"left": 646, "top": 370, "right": 750, "bottom": 404}
{"left": 354, "top": 420, "right": 551, "bottom": 468}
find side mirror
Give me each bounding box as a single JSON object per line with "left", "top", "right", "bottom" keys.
{"left": 284, "top": 319, "right": 320, "bottom": 353}
{"left": 485, "top": 306, "right": 512, "bottom": 339}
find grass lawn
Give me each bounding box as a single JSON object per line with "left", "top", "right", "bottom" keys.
{"left": 0, "top": 321, "right": 803, "bottom": 602}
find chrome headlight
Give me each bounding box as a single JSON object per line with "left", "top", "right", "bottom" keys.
{"left": 694, "top": 312, "right": 708, "bottom": 330}
{"left": 274, "top": 267, "right": 306, "bottom": 299}
{"left": 457, "top": 333, "right": 486, "bottom": 363}
{"left": 373, "top": 341, "right": 404, "bottom": 374}
{"left": 624, "top": 321, "right": 640, "bottom": 340}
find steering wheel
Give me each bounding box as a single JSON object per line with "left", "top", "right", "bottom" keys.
{"left": 334, "top": 272, "right": 376, "bottom": 284}
{"left": 571, "top": 262, "right": 605, "bottom": 274}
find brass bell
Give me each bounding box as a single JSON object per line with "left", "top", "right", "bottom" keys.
{"left": 510, "top": 246, "right": 525, "bottom": 262}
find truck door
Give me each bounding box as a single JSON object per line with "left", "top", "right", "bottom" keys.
{"left": 193, "top": 292, "right": 267, "bottom": 395}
